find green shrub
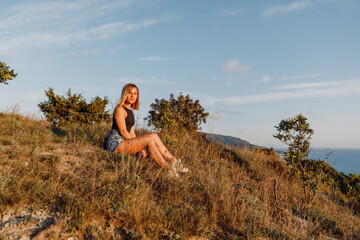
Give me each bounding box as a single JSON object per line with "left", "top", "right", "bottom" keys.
{"left": 146, "top": 93, "right": 209, "bottom": 134}
{"left": 274, "top": 114, "right": 329, "bottom": 206}
{"left": 0, "top": 61, "right": 17, "bottom": 85}
{"left": 38, "top": 88, "right": 111, "bottom": 127}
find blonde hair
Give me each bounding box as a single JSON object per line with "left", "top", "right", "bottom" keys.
{"left": 117, "top": 83, "right": 139, "bottom": 110}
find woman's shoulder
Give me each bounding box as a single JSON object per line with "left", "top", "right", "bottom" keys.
{"left": 114, "top": 105, "right": 127, "bottom": 116}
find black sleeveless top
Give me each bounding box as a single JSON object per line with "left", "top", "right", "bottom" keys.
{"left": 112, "top": 107, "right": 135, "bottom": 135}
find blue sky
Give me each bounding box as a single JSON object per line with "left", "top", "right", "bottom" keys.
{"left": 1, "top": 0, "right": 359, "bottom": 148}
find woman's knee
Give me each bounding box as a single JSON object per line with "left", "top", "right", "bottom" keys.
{"left": 143, "top": 133, "right": 157, "bottom": 144}
{"left": 149, "top": 132, "right": 158, "bottom": 137}
{"left": 149, "top": 132, "right": 160, "bottom": 140}
{"left": 145, "top": 133, "right": 158, "bottom": 141}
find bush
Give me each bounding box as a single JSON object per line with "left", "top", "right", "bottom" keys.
{"left": 274, "top": 114, "right": 329, "bottom": 206}
{"left": 0, "top": 61, "right": 17, "bottom": 85}
{"left": 2, "top": 112, "right": 360, "bottom": 239}
{"left": 38, "top": 88, "right": 111, "bottom": 126}
{"left": 146, "top": 93, "right": 209, "bottom": 134}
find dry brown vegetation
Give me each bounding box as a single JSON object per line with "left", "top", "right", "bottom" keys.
{"left": 0, "top": 111, "right": 360, "bottom": 239}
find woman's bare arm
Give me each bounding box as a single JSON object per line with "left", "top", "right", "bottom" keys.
{"left": 114, "top": 106, "right": 132, "bottom": 139}
{"left": 130, "top": 125, "right": 136, "bottom": 138}
{"left": 130, "top": 123, "right": 147, "bottom": 158}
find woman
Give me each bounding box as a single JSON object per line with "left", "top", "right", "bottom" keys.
{"left": 106, "top": 83, "right": 188, "bottom": 178}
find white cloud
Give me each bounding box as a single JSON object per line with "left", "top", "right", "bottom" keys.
{"left": 95, "top": 0, "right": 136, "bottom": 12}
{"left": 262, "top": 74, "right": 272, "bottom": 83}
{"left": 0, "top": 1, "right": 176, "bottom": 57}
{"left": 0, "top": 1, "right": 86, "bottom": 30}
{"left": 142, "top": 15, "right": 178, "bottom": 28}
{"left": 215, "top": 109, "right": 243, "bottom": 115}
{"left": 201, "top": 79, "right": 360, "bottom": 105}
{"left": 138, "top": 56, "right": 177, "bottom": 61}
{"left": 209, "top": 109, "right": 243, "bottom": 120}
{"left": 0, "top": 0, "right": 145, "bottom": 31}
{"left": 281, "top": 73, "right": 320, "bottom": 80}
{"left": 276, "top": 81, "right": 337, "bottom": 90}
{"left": 89, "top": 21, "right": 140, "bottom": 39}
{"left": 0, "top": 20, "right": 141, "bottom": 57}
{"left": 222, "top": 60, "right": 251, "bottom": 73}
{"left": 262, "top": 0, "right": 314, "bottom": 17}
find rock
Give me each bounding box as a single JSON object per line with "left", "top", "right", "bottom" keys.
{"left": 4, "top": 222, "right": 10, "bottom": 228}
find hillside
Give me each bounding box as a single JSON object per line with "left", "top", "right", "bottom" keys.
{"left": 1, "top": 112, "right": 360, "bottom": 239}
{"left": 203, "top": 132, "right": 259, "bottom": 149}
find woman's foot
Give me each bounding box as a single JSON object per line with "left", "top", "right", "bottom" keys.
{"left": 167, "top": 167, "right": 180, "bottom": 179}
{"left": 172, "top": 159, "right": 189, "bottom": 173}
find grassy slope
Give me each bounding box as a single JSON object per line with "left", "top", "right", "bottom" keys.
{"left": 0, "top": 112, "right": 359, "bottom": 239}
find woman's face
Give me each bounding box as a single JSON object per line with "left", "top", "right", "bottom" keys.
{"left": 126, "top": 87, "right": 138, "bottom": 105}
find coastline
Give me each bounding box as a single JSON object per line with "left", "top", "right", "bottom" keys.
{"left": 275, "top": 148, "right": 360, "bottom": 175}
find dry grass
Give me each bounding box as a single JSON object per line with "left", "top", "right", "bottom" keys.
{"left": 0, "top": 111, "right": 360, "bottom": 239}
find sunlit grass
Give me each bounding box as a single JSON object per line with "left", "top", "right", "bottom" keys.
{"left": 0, "top": 111, "right": 359, "bottom": 239}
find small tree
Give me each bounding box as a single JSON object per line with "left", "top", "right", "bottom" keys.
{"left": 38, "top": 88, "right": 111, "bottom": 126}
{"left": 274, "top": 114, "right": 313, "bottom": 165}
{"left": 146, "top": 93, "right": 209, "bottom": 134}
{"left": 0, "top": 61, "right": 17, "bottom": 85}
{"left": 274, "top": 114, "right": 328, "bottom": 206}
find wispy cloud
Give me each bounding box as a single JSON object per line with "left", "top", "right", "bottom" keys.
{"left": 210, "top": 109, "right": 243, "bottom": 119}
{"left": 0, "top": 1, "right": 88, "bottom": 30}
{"left": 0, "top": 21, "right": 141, "bottom": 56}
{"left": 262, "top": 0, "right": 314, "bottom": 17}
{"left": 201, "top": 79, "right": 360, "bottom": 105}
{"left": 138, "top": 56, "right": 177, "bottom": 61}
{"left": 222, "top": 60, "right": 251, "bottom": 74}
{"left": 262, "top": 74, "right": 272, "bottom": 83}
{"left": 281, "top": 73, "right": 320, "bottom": 80}
{"left": 0, "top": 1, "right": 176, "bottom": 57}
{"left": 95, "top": 0, "right": 137, "bottom": 12}
{"left": 276, "top": 81, "right": 337, "bottom": 90}
{"left": 142, "top": 15, "right": 178, "bottom": 27}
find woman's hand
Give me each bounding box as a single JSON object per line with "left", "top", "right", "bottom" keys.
{"left": 140, "top": 149, "right": 148, "bottom": 159}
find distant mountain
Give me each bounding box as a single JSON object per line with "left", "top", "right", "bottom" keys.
{"left": 202, "top": 132, "right": 259, "bottom": 149}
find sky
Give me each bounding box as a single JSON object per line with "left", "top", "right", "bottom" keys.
{"left": 1, "top": 0, "right": 359, "bottom": 149}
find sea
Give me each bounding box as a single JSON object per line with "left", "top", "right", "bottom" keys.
{"left": 276, "top": 148, "right": 360, "bottom": 175}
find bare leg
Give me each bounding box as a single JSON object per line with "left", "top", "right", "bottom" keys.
{"left": 115, "top": 134, "right": 168, "bottom": 167}
{"left": 136, "top": 149, "right": 148, "bottom": 159}
{"left": 149, "top": 133, "right": 176, "bottom": 162}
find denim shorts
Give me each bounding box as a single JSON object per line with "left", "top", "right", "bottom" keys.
{"left": 106, "top": 129, "right": 123, "bottom": 152}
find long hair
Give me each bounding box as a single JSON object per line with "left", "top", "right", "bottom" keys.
{"left": 116, "top": 83, "right": 139, "bottom": 110}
